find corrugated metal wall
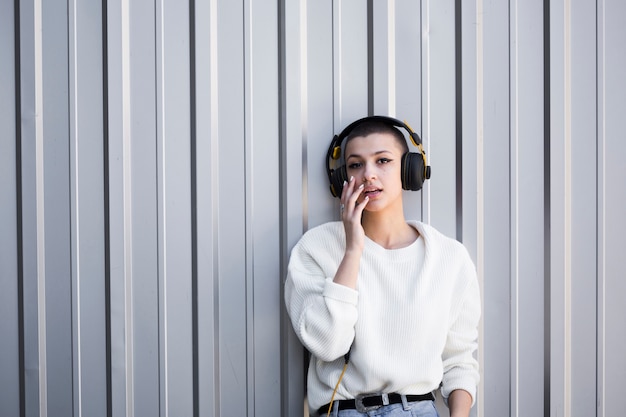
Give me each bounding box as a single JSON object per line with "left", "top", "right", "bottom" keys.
{"left": 1, "top": 1, "right": 624, "bottom": 416}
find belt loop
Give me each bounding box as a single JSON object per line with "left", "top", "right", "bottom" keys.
{"left": 401, "top": 394, "right": 409, "bottom": 411}
{"left": 332, "top": 398, "right": 340, "bottom": 416}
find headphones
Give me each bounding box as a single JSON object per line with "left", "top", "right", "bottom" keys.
{"left": 325, "top": 115, "right": 431, "bottom": 197}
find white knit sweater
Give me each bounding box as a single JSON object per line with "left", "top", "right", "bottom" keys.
{"left": 284, "top": 220, "right": 480, "bottom": 413}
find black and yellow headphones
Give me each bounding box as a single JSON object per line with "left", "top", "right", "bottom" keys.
{"left": 325, "top": 115, "right": 432, "bottom": 197}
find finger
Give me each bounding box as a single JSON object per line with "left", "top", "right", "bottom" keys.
{"left": 340, "top": 178, "right": 349, "bottom": 202}
{"left": 340, "top": 176, "right": 356, "bottom": 205}
{"left": 347, "top": 183, "right": 365, "bottom": 211}
{"left": 354, "top": 195, "right": 369, "bottom": 215}
{"left": 339, "top": 177, "right": 353, "bottom": 217}
{"left": 340, "top": 176, "right": 356, "bottom": 204}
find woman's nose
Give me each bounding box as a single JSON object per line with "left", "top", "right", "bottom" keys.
{"left": 362, "top": 163, "right": 376, "bottom": 182}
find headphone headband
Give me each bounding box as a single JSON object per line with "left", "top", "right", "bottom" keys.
{"left": 336, "top": 115, "right": 422, "bottom": 147}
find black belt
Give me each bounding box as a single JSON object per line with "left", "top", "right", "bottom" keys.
{"left": 318, "top": 392, "right": 434, "bottom": 415}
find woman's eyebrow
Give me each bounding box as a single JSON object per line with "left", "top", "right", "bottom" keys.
{"left": 345, "top": 149, "right": 393, "bottom": 159}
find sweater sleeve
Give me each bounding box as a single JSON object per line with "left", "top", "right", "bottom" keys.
{"left": 284, "top": 236, "right": 358, "bottom": 362}
{"left": 440, "top": 262, "right": 481, "bottom": 405}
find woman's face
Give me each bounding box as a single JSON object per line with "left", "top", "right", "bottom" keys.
{"left": 344, "top": 132, "right": 405, "bottom": 213}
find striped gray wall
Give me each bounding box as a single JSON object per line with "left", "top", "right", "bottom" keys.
{"left": 1, "top": 1, "right": 624, "bottom": 416}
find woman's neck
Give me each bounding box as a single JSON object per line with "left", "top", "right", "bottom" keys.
{"left": 361, "top": 208, "right": 419, "bottom": 250}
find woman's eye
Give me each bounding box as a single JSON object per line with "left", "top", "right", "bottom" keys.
{"left": 348, "top": 162, "right": 362, "bottom": 169}
{"left": 378, "top": 158, "right": 391, "bottom": 164}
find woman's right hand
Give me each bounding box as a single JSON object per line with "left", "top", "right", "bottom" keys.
{"left": 340, "top": 176, "right": 368, "bottom": 254}
{"left": 333, "top": 176, "right": 368, "bottom": 289}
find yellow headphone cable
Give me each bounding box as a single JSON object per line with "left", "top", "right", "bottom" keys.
{"left": 326, "top": 349, "right": 351, "bottom": 417}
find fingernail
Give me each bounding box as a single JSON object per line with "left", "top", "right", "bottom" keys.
{"left": 343, "top": 180, "right": 347, "bottom": 186}
{"left": 359, "top": 184, "right": 364, "bottom": 189}
{"left": 349, "top": 176, "right": 354, "bottom": 182}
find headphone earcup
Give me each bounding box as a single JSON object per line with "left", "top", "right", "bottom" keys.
{"left": 401, "top": 152, "right": 426, "bottom": 191}
{"left": 329, "top": 165, "right": 348, "bottom": 197}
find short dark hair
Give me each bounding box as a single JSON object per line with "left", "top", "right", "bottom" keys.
{"left": 344, "top": 120, "right": 409, "bottom": 154}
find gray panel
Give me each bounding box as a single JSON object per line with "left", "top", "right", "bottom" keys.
{"left": 42, "top": 0, "right": 73, "bottom": 415}
{"left": 371, "top": 1, "right": 395, "bottom": 113}
{"left": 513, "top": 1, "right": 546, "bottom": 416}
{"left": 602, "top": 2, "right": 626, "bottom": 416}
{"left": 549, "top": 2, "right": 579, "bottom": 416}
{"left": 158, "top": 0, "right": 194, "bottom": 415}
{"left": 128, "top": 0, "right": 160, "bottom": 414}
{"left": 216, "top": 1, "right": 247, "bottom": 415}
{"left": 307, "top": 1, "right": 336, "bottom": 229}
{"left": 0, "top": 1, "right": 20, "bottom": 415}
{"left": 105, "top": 0, "right": 133, "bottom": 414}
{"left": 596, "top": 2, "right": 606, "bottom": 415}
{"left": 4, "top": 0, "right": 626, "bottom": 416}
{"left": 69, "top": 0, "right": 108, "bottom": 414}
{"left": 395, "top": 0, "right": 424, "bottom": 222}
{"left": 424, "top": 0, "right": 457, "bottom": 238}
{"left": 248, "top": 0, "right": 282, "bottom": 414}
{"left": 460, "top": 2, "right": 481, "bottom": 415}
{"left": 481, "top": 1, "right": 512, "bottom": 416}
{"left": 569, "top": 2, "right": 599, "bottom": 417}
{"left": 281, "top": 0, "right": 309, "bottom": 415}
{"left": 460, "top": 0, "right": 479, "bottom": 263}
{"left": 18, "top": 1, "right": 47, "bottom": 415}
{"left": 193, "top": 0, "right": 219, "bottom": 415}
{"left": 334, "top": 0, "right": 368, "bottom": 124}
{"left": 548, "top": 0, "right": 569, "bottom": 410}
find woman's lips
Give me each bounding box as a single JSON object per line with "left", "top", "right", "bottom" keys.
{"left": 363, "top": 188, "right": 382, "bottom": 198}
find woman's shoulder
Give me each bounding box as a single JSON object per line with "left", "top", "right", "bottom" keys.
{"left": 293, "top": 221, "right": 344, "bottom": 250}
{"left": 409, "top": 221, "right": 477, "bottom": 288}
{"left": 409, "top": 221, "right": 470, "bottom": 256}
{"left": 409, "top": 220, "right": 452, "bottom": 242}
{"left": 288, "top": 221, "right": 346, "bottom": 269}
{"left": 304, "top": 220, "right": 343, "bottom": 234}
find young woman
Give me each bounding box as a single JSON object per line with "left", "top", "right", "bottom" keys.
{"left": 285, "top": 117, "right": 480, "bottom": 417}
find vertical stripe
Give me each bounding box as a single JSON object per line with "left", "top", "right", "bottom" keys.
{"left": 106, "top": 0, "right": 134, "bottom": 414}
{"left": 300, "top": 0, "right": 308, "bottom": 230}
{"left": 13, "top": 0, "right": 26, "bottom": 415}
{"left": 67, "top": 0, "right": 81, "bottom": 414}
{"left": 333, "top": 0, "right": 342, "bottom": 126}
{"left": 542, "top": 1, "right": 551, "bottom": 416}
{"left": 563, "top": 2, "right": 572, "bottom": 415}
{"left": 34, "top": 1, "right": 47, "bottom": 414}
{"left": 122, "top": 0, "right": 133, "bottom": 413}
{"left": 455, "top": 0, "right": 463, "bottom": 242}
{"left": 388, "top": 0, "right": 396, "bottom": 116}
{"left": 243, "top": 0, "right": 253, "bottom": 414}
{"left": 510, "top": 1, "right": 519, "bottom": 414}
{"left": 101, "top": 0, "right": 112, "bottom": 413}
{"left": 188, "top": 0, "right": 199, "bottom": 415}
{"left": 155, "top": 0, "right": 166, "bottom": 414}
{"left": 367, "top": 0, "right": 373, "bottom": 114}
{"left": 209, "top": 0, "right": 220, "bottom": 413}
{"left": 475, "top": 0, "right": 485, "bottom": 414}
{"left": 422, "top": 0, "right": 431, "bottom": 223}
{"left": 596, "top": 3, "right": 606, "bottom": 416}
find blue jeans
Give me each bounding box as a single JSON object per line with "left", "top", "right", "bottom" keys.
{"left": 327, "top": 400, "right": 439, "bottom": 417}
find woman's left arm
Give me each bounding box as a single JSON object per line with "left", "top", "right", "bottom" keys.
{"left": 448, "top": 389, "right": 472, "bottom": 417}
{"left": 441, "top": 259, "right": 481, "bottom": 409}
